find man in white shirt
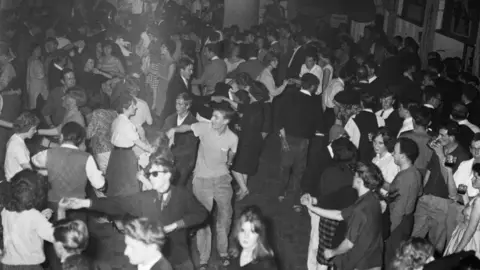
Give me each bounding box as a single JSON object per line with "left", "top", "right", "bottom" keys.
{"left": 4, "top": 112, "right": 39, "bottom": 181}
{"left": 299, "top": 51, "right": 323, "bottom": 95}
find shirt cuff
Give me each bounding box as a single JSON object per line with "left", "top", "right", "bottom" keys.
{"left": 175, "top": 219, "right": 186, "bottom": 229}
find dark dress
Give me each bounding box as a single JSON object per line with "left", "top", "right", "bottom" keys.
{"left": 227, "top": 257, "right": 278, "bottom": 270}
{"left": 232, "top": 102, "right": 265, "bottom": 176}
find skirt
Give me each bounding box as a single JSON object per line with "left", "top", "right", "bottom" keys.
{"left": 105, "top": 147, "right": 139, "bottom": 197}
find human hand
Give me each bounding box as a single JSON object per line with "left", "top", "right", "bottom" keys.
{"left": 164, "top": 223, "right": 178, "bottom": 233}
{"left": 41, "top": 208, "right": 53, "bottom": 220}
{"left": 59, "top": 197, "right": 88, "bottom": 210}
{"left": 300, "top": 193, "right": 312, "bottom": 206}
{"left": 166, "top": 129, "right": 176, "bottom": 146}
{"left": 92, "top": 68, "right": 101, "bottom": 74}
{"left": 280, "top": 136, "right": 290, "bottom": 152}
{"left": 324, "top": 248, "right": 334, "bottom": 260}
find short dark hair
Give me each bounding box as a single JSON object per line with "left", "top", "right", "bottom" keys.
{"left": 397, "top": 137, "right": 419, "bottom": 164}
{"left": 115, "top": 93, "right": 136, "bottom": 114}
{"left": 305, "top": 48, "right": 318, "bottom": 63}
{"left": 472, "top": 133, "right": 480, "bottom": 144}
{"left": 374, "top": 127, "right": 396, "bottom": 153}
{"left": 360, "top": 92, "right": 376, "bottom": 110}
{"left": 61, "top": 68, "right": 75, "bottom": 80}
{"left": 205, "top": 43, "right": 220, "bottom": 56}
{"left": 438, "top": 120, "right": 460, "bottom": 140}
{"left": 176, "top": 92, "right": 193, "bottom": 106}
{"left": 380, "top": 87, "right": 396, "bottom": 99}
{"left": 300, "top": 73, "right": 320, "bottom": 91}
{"left": 422, "top": 86, "right": 441, "bottom": 103}
{"left": 262, "top": 52, "right": 278, "bottom": 67}
{"left": 410, "top": 106, "right": 432, "bottom": 128}
{"left": 61, "top": 122, "right": 86, "bottom": 146}
{"left": 212, "top": 102, "right": 236, "bottom": 122}
{"left": 462, "top": 84, "right": 478, "bottom": 102}
{"left": 331, "top": 137, "right": 358, "bottom": 162}
{"left": 123, "top": 217, "right": 166, "bottom": 251}
{"left": 451, "top": 102, "right": 469, "bottom": 120}
{"left": 177, "top": 56, "right": 193, "bottom": 71}
{"left": 6, "top": 170, "right": 46, "bottom": 212}
{"left": 13, "top": 111, "right": 39, "bottom": 133}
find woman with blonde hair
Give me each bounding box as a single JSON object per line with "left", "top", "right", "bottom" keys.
{"left": 228, "top": 206, "right": 277, "bottom": 270}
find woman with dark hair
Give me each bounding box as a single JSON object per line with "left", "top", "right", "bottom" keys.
{"left": 372, "top": 127, "right": 399, "bottom": 191}
{"left": 302, "top": 161, "right": 385, "bottom": 270}
{"left": 224, "top": 43, "right": 245, "bottom": 73}
{"left": 304, "top": 136, "right": 358, "bottom": 270}
{"left": 390, "top": 237, "right": 434, "bottom": 270}
{"left": 53, "top": 219, "right": 93, "bottom": 270}
{"left": 257, "top": 52, "right": 288, "bottom": 102}
{"left": 213, "top": 80, "right": 269, "bottom": 200}
{"left": 1, "top": 169, "right": 54, "bottom": 269}
{"left": 75, "top": 53, "right": 111, "bottom": 110}
{"left": 106, "top": 94, "right": 156, "bottom": 197}
{"left": 97, "top": 40, "right": 125, "bottom": 78}
{"left": 228, "top": 206, "right": 277, "bottom": 270}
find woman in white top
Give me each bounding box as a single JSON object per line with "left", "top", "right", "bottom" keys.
{"left": 257, "top": 52, "right": 288, "bottom": 102}
{"left": 224, "top": 43, "right": 245, "bottom": 73}
{"left": 319, "top": 50, "right": 334, "bottom": 92}
{"left": 1, "top": 170, "right": 56, "bottom": 268}
{"left": 106, "top": 94, "right": 156, "bottom": 197}
{"left": 372, "top": 127, "right": 399, "bottom": 192}
{"left": 299, "top": 50, "right": 323, "bottom": 95}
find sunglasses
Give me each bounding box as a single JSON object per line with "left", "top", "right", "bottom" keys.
{"left": 147, "top": 170, "right": 168, "bottom": 177}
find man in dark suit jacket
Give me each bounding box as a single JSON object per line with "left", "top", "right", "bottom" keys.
{"left": 162, "top": 93, "right": 198, "bottom": 187}
{"left": 286, "top": 36, "right": 306, "bottom": 79}
{"left": 159, "top": 57, "right": 194, "bottom": 127}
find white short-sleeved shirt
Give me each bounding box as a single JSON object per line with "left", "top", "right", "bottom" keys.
{"left": 1, "top": 208, "right": 54, "bottom": 265}
{"left": 192, "top": 122, "right": 238, "bottom": 178}
{"left": 130, "top": 97, "right": 152, "bottom": 129}
{"left": 111, "top": 114, "right": 139, "bottom": 148}
{"left": 4, "top": 134, "right": 30, "bottom": 181}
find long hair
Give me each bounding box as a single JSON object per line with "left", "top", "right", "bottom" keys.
{"left": 390, "top": 238, "right": 434, "bottom": 270}
{"left": 231, "top": 206, "right": 274, "bottom": 261}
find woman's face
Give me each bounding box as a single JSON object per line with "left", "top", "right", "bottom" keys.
{"left": 84, "top": 58, "right": 95, "bottom": 72}
{"left": 33, "top": 46, "right": 42, "bottom": 57}
{"left": 160, "top": 44, "right": 168, "bottom": 55}
{"left": 103, "top": 45, "right": 112, "bottom": 56}
{"left": 271, "top": 59, "right": 278, "bottom": 69}
{"left": 237, "top": 221, "right": 259, "bottom": 250}
{"left": 373, "top": 135, "right": 388, "bottom": 155}
{"left": 231, "top": 46, "right": 240, "bottom": 58}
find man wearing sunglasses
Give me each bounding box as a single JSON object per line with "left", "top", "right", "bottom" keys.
{"left": 58, "top": 149, "right": 208, "bottom": 270}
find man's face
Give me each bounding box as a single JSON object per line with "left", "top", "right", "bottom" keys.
{"left": 175, "top": 98, "right": 189, "bottom": 115}
{"left": 210, "top": 110, "right": 228, "bottom": 129}
{"left": 62, "top": 72, "right": 76, "bottom": 88}
{"left": 380, "top": 96, "right": 394, "bottom": 111}
{"left": 147, "top": 164, "right": 171, "bottom": 192}
{"left": 393, "top": 143, "right": 403, "bottom": 165}
{"left": 305, "top": 56, "right": 315, "bottom": 69}
{"left": 438, "top": 128, "right": 452, "bottom": 146}
{"left": 471, "top": 140, "right": 480, "bottom": 160}
{"left": 180, "top": 64, "right": 194, "bottom": 80}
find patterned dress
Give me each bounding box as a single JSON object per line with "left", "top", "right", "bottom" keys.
{"left": 445, "top": 196, "right": 480, "bottom": 258}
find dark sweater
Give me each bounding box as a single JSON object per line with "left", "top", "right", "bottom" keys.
{"left": 90, "top": 186, "right": 208, "bottom": 266}
{"left": 274, "top": 90, "right": 322, "bottom": 139}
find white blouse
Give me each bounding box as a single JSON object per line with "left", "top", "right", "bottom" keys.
{"left": 372, "top": 152, "right": 400, "bottom": 184}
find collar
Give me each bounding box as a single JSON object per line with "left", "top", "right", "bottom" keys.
{"left": 362, "top": 108, "right": 373, "bottom": 113}
{"left": 248, "top": 57, "right": 257, "bottom": 60}
{"left": 300, "top": 89, "right": 312, "bottom": 96}
{"left": 403, "top": 117, "right": 413, "bottom": 124}
{"left": 423, "top": 103, "right": 434, "bottom": 109}
{"left": 61, "top": 143, "right": 79, "bottom": 149}
{"left": 368, "top": 76, "right": 377, "bottom": 83}
{"left": 403, "top": 72, "right": 414, "bottom": 81}
{"left": 177, "top": 112, "right": 189, "bottom": 120}
{"left": 211, "top": 56, "right": 219, "bottom": 61}
{"left": 270, "top": 40, "right": 278, "bottom": 45}
{"left": 458, "top": 119, "right": 468, "bottom": 125}
{"left": 54, "top": 63, "right": 64, "bottom": 71}
{"left": 138, "top": 253, "right": 162, "bottom": 270}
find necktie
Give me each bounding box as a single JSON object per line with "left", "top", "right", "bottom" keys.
{"left": 380, "top": 110, "right": 385, "bottom": 118}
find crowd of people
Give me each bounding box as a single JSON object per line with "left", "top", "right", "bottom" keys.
{"left": 2, "top": 0, "right": 480, "bottom": 269}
